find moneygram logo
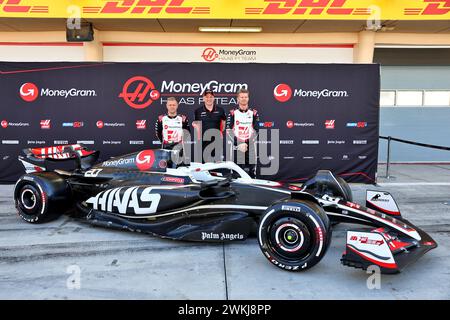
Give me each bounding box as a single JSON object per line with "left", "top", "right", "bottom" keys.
{"left": 201, "top": 47, "right": 256, "bottom": 62}
{"left": 97, "top": 120, "right": 125, "bottom": 128}
{"left": 161, "top": 80, "right": 247, "bottom": 94}
{"left": 273, "top": 84, "right": 293, "bottom": 102}
{"left": 1, "top": 120, "right": 29, "bottom": 128}
{"left": 201, "top": 48, "right": 218, "bottom": 62}
{"left": 273, "top": 83, "right": 348, "bottom": 102}
{"left": 286, "top": 120, "right": 314, "bottom": 128}
{"left": 119, "top": 76, "right": 161, "bottom": 110}
{"left": 120, "top": 77, "right": 247, "bottom": 107}
{"left": 19, "top": 83, "right": 39, "bottom": 102}
{"left": 20, "top": 83, "right": 97, "bottom": 102}
{"left": 136, "top": 150, "right": 155, "bottom": 171}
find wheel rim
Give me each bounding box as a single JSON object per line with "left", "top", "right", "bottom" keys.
{"left": 269, "top": 217, "right": 312, "bottom": 260}
{"left": 21, "top": 188, "right": 37, "bottom": 210}
{"left": 275, "top": 223, "right": 304, "bottom": 252}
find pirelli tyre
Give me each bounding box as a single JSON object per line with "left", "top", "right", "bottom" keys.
{"left": 258, "top": 200, "right": 332, "bottom": 271}
{"left": 14, "top": 173, "right": 71, "bottom": 223}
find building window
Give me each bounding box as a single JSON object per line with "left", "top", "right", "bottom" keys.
{"left": 380, "top": 91, "right": 396, "bottom": 106}
{"left": 424, "top": 91, "right": 450, "bottom": 106}
{"left": 380, "top": 90, "right": 450, "bottom": 107}
{"left": 396, "top": 91, "right": 423, "bottom": 106}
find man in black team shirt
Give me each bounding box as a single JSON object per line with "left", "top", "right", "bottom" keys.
{"left": 193, "top": 89, "right": 226, "bottom": 163}
{"left": 155, "top": 97, "right": 190, "bottom": 163}
{"left": 226, "top": 88, "right": 260, "bottom": 178}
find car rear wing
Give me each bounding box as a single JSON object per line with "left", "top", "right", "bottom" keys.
{"left": 19, "top": 143, "right": 99, "bottom": 173}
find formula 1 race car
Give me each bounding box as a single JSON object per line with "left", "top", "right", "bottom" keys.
{"left": 14, "top": 144, "right": 437, "bottom": 273}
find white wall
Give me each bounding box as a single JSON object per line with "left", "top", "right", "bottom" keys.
{"left": 0, "top": 44, "right": 84, "bottom": 62}
{"left": 103, "top": 44, "right": 354, "bottom": 63}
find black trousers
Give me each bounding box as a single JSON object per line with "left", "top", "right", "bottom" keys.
{"left": 229, "top": 142, "right": 257, "bottom": 179}
{"left": 200, "top": 137, "right": 224, "bottom": 163}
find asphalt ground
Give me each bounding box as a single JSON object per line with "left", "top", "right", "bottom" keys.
{"left": 0, "top": 164, "right": 449, "bottom": 299}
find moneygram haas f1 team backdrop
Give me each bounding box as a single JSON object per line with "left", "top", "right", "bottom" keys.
{"left": 0, "top": 62, "right": 380, "bottom": 183}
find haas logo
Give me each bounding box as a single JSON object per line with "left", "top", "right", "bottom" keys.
{"left": 136, "top": 120, "right": 147, "bottom": 129}
{"left": 325, "top": 120, "right": 335, "bottom": 129}
{"left": 136, "top": 150, "right": 155, "bottom": 171}
{"left": 19, "top": 83, "right": 39, "bottom": 102}
{"left": 273, "top": 83, "right": 292, "bottom": 102}
{"left": 40, "top": 120, "right": 51, "bottom": 129}
{"left": 201, "top": 48, "right": 218, "bottom": 62}
{"left": 119, "top": 76, "right": 160, "bottom": 110}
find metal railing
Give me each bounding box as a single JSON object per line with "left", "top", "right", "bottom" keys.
{"left": 379, "top": 135, "right": 450, "bottom": 178}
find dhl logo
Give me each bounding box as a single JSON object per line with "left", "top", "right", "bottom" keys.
{"left": 245, "top": 0, "right": 450, "bottom": 16}
{"left": 0, "top": 0, "right": 48, "bottom": 13}
{"left": 246, "top": 0, "right": 372, "bottom": 16}
{"left": 1, "top": 0, "right": 449, "bottom": 18}
{"left": 83, "top": 0, "right": 210, "bottom": 15}
{"left": 403, "top": 0, "right": 450, "bottom": 15}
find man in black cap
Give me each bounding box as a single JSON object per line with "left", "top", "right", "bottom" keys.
{"left": 193, "top": 89, "right": 227, "bottom": 163}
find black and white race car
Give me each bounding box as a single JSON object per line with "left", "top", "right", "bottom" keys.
{"left": 14, "top": 144, "right": 437, "bottom": 273}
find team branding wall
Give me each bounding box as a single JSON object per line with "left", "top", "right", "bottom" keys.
{"left": 103, "top": 44, "right": 354, "bottom": 64}
{"left": 0, "top": 0, "right": 449, "bottom": 20}
{"left": 0, "top": 62, "right": 380, "bottom": 183}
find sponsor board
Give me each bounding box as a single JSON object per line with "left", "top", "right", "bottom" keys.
{"left": 119, "top": 76, "right": 247, "bottom": 109}
{"left": 201, "top": 48, "right": 256, "bottom": 63}
{"left": 1, "top": 121, "right": 30, "bottom": 128}
{"left": 86, "top": 186, "right": 161, "bottom": 215}
{"left": 0, "top": 62, "right": 379, "bottom": 184}
{"left": 274, "top": 83, "right": 349, "bottom": 103}
{"left": 19, "top": 82, "right": 97, "bottom": 102}
{"left": 201, "top": 232, "right": 244, "bottom": 241}
{"left": 302, "top": 140, "right": 319, "bottom": 145}
{"left": 3, "top": 1, "right": 447, "bottom": 20}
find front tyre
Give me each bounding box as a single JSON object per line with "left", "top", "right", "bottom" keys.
{"left": 336, "top": 176, "right": 353, "bottom": 202}
{"left": 258, "top": 200, "right": 331, "bottom": 271}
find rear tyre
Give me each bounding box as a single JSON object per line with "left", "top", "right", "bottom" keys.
{"left": 16, "top": 182, "right": 55, "bottom": 223}
{"left": 258, "top": 200, "right": 332, "bottom": 271}
{"left": 14, "top": 173, "right": 71, "bottom": 223}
